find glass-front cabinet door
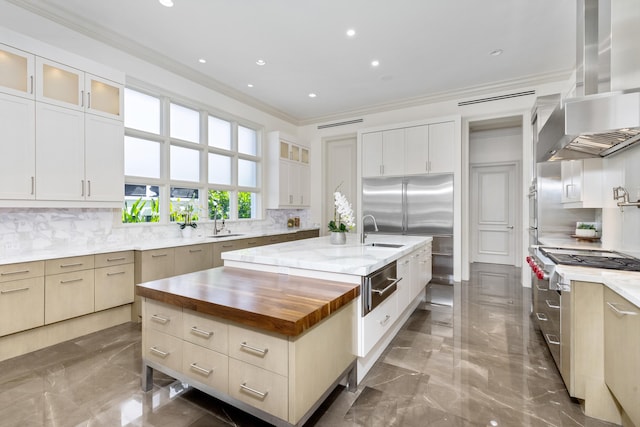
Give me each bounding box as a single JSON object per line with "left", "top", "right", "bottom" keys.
{"left": 85, "top": 74, "right": 122, "bottom": 119}
{"left": 279, "top": 140, "right": 290, "bottom": 160}
{"left": 301, "top": 148, "right": 309, "bottom": 164}
{"left": 0, "top": 44, "right": 35, "bottom": 99}
{"left": 36, "top": 57, "right": 84, "bottom": 111}
{"left": 290, "top": 145, "right": 300, "bottom": 162}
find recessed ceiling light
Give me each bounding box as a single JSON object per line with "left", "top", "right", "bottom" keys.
{"left": 256, "top": 59, "right": 266, "bottom": 66}
{"left": 371, "top": 60, "right": 380, "bottom": 67}
{"left": 198, "top": 58, "right": 206, "bottom": 64}
{"left": 158, "top": 0, "right": 174, "bottom": 7}
{"left": 346, "top": 29, "right": 356, "bottom": 37}
{"left": 490, "top": 49, "right": 503, "bottom": 56}
{"left": 308, "top": 93, "right": 317, "bottom": 98}
{"left": 247, "top": 83, "right": 254, "bottom": 88}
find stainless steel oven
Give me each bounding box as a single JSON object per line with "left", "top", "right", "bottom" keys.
{"left": 362, "top": 262, "right": 400, "bottom": 316}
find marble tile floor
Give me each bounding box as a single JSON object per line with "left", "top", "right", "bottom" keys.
{"left": 0, "top": 263, "right": 619, "bottom": 427}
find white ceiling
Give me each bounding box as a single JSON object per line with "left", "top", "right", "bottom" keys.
{"left": 4, "top": 0, "right": 576, "bottom": 124}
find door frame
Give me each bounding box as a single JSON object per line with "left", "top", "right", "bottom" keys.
{"left": 469, "top": 161, "right": 521, "bottom": 266}
{"left": 321, "top": 133, "right": 357, "bottom": 236}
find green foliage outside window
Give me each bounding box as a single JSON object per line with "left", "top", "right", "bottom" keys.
{"left": 238, "top": 192, "right": 252, "bottom": 219}
{"left": 209, "top": 190, "right": 230, "bottom": 220}
{"left": 122, "top": 197, "right": 160, "bottom": 223}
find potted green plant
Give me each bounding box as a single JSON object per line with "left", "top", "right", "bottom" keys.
{"left": 328, "top": 190, "right": 355, "bottom": 245}
{"left": 177, "top": 200, "right": 198, "bottom": 238}
{"left": 575, "top": 222, "right": 597, "bottom": 237}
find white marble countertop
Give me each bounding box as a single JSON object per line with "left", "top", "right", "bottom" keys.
{"left": 538, "top": 233, "right": 603, "bottom": 250}
{"left": 556, "top": 265, "right": 640, "bottom": 308}
{"left": 0, "top": 227, "right": 319, "bottom": 266}
{"left": 222, "top": 233, "right": 432, "bottom": 276}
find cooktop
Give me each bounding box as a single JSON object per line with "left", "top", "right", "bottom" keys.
{"left": 539, "top": 247, "right": 640, "bottom": 272}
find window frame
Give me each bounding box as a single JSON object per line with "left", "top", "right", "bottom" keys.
{"left": 122, "top": 84, "right": 263, "bottom": 224}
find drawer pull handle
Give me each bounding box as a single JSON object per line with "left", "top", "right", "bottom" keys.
{"left": 1, "top": 287, "right": 30, "bottom": 294}
{"left": 535, "top": 313, "right": 548, "bottom": 321}
{"left": 0, "top": 269, "right": 30, "bottom": 276}
{"left": 151, "top": 314, "right": 170, "bottom": 324}
{"left": 189, "top": 363, "right": 213, "bottom": 377}
{"left": 545, "top": 300, "right": 560, "bottom": 309}
{"left": 371, "top": 277, "right": 401, "bottom": 296}
{"left": 149, "top": 346, "right": 169, "bottom": 358}
{"left": 545, "top": 334, "right": 560, "bottom": 345}
{"left": 189, "top": 249, "right": 203, "bottom": 253}
{"left": 535, "top": 284, "right": 548, "bottom": 291}
{"left": 151, "top": 254, "right": 168, "bottom": 258}
{"left": 60, "top": 262, "right": 83, "bottom": 268}
{"left": 60, "top": 278, "right": 83, "bottom": 284}
{"left": 380, "top": 314, "right": 391, "bottom": 326}
{"left": 240, "top": 342, "right": 269, "bottom": 356}
{"left": 222, "top": 244, "right": 234, "bottom": 248}
{"left": 106, "top": 257, "right": 126, "bottom": 262}
{"left": 606, "top": 302, "right": 638, "bottom": 316}
{"left": 240, "top": 383, "right": 269, "bottom": 399}
{"left": 107, "top": 271, "right": 126, "bottom": 276}
{"left": 190, "top": 326, "right": 213, "bottom": 338}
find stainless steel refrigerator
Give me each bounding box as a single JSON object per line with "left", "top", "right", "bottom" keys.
{"left": 362, "top": 174, "right": 454, "bottom": 284}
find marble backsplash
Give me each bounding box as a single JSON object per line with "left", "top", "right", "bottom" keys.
{"left": 0, "top": 208, "right": 314, "bottom": 260}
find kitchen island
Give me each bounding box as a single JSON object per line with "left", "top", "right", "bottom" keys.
{"left": 137, "top": 267, "right": 359, "bottom": 427}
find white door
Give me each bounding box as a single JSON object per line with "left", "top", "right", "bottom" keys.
{"left": 325, "top": 136, "right": 357, "bottom": 233}
{"left": 471, "top": 164, "right": 517, "bottom": 265}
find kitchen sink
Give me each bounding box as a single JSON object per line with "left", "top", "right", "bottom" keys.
{"left": 365, "top": 242, "right": 404, "bottom": 248}
{"left": 208, "top": 234, "right": 244, "bottom": 238}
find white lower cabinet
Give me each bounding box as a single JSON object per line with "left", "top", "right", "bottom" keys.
{"left": 361, "top": 292, "right": 397, "bottom": 356}
{"left": 396, "top": 254, "right": 413, "bottom": 313}
{"left": 229, "top": 358, "right": 288, "bottom": 420}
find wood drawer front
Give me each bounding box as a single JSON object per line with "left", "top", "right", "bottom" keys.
{"left": 45, "top": 255, "right": 94, "bottom": 275}
{"left": 183, "top": 309, "right": 228, "bottom": 354}
{"left": 94, "top": 251, "right": 134, "bottom": 268}
{"left": 45, "top": 270, "right": 95, "bottom": 324}
{"left": 139, "top": 248, "right": 175, "bottom": 282}
{"left": 0, "top": 277, "right": 44, "bottom": 336}
{"left": 174, "top": 244, "right": 213, "bottom": 276}
{"left": 145, "top": 299, "right": 183, "bottom": 338}
{"left": 604, "top": 288, "right": 640, "bottom": 426}
{"left": 361, "top": 292, "right": 398, "bottom": 356}
{"left": 0, "top": 261, "right": 44, "bottom": 283}
{"left": 228, "top": 358, "right": 288, "bottom": 421}
{"left": 144, "top": 328, "right": 182, "bottom": 373}
{"left": 94, "top": 263, "right": 134, "bottom": 311}
{"left": 228, "top": 324, "right": 288, "bottom": 376}
{"left": 297, "top": 230, "right": 319, "bottom": 240}
{"left": 213, "top": 240, "right": 248, "bottom": 267}
{"left": 264, "top": 235, "right": 287, "bottom": 245}
{"left": 182, "top": 341, "right": 229, "bottom": 393}
{"left": 244, "top": 237, "right": 263, "bottom": 248}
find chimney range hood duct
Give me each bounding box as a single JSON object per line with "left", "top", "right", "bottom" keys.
{"left": 537, "top": 0, "right": 640, "bottom": 162}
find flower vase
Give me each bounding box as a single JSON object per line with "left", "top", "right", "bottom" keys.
{"left": 181, "top": 227, "right": 192, "bottom": 238}
{"left": 330, "top": 231, "right": 346, "bottom": 245}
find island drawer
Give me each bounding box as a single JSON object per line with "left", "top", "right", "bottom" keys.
{"left": 45, "top": 255, "right": 94, "bottom": 275}
{"left": 95, "top": 251, "right": 134, "bottom": 268}
{"left": 228, "top": 358, "right": 288, "bottom": 420}
{"left": 361, "top": 292, "right": 398, "bottom": 356}
{"left": 0, "top": 260, "right": 44, "bottom": 282}
{"left": 145, "top": 299, "right": 183, "bottom": 338}
{"left": 0, "top": 277, "right": 44, "bottom": 336}
{"left": 183, "top": 309, "right": 228, "bottom": 354}
{"left": 145, "top": 328, "right": 182, "bottom": 373}
{"left": 228, "top": 324, "right": 288, "bottom": 376}
{"left": 183, "top": 341, "right": 229, "bottom": 392}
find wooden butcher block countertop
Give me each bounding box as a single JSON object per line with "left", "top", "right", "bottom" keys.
{"left": 136, "top": 266, "right": 360, "bottom": 336}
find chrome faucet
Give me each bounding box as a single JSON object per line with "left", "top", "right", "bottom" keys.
{"left": 361, "top": 214, "right": 379, "bottom": 244}
{"left": 613, "top": 186, "right": 640, "bottom": 211}
{"left": 212, "top": 211, "right": 225, "bottom": 235}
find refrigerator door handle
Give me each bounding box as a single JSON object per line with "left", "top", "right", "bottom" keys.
{"left": 402, "top": 179, "right": 408, "bottom": 233}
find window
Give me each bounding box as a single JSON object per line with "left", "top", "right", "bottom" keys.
{"left": 122, "top": 88, "right": 262, "bottom": 224}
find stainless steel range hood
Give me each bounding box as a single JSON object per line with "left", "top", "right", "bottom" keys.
{"left": 537, "top": 0, "right": 640, "bottom": 162}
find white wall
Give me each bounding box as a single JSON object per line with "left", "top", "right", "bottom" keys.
{"left": 469, "top": 127, "right": 523, "bottom": 164}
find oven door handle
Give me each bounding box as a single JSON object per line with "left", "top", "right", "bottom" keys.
{"left": 371, "top": 277, "right": 401, "bottom": 296}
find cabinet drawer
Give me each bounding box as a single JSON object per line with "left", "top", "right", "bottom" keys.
{"left": 174, "top": 244, "right": 213, "bottom": 275}
{"left": 45, "top": 269, "right": 94, "bottom": 324}
{"left": 228, "top": 324, "right": 288, "bottom": 376}
{"left": 183, "top": 341, "right": 228, "bottom": 393}
{"left": 95, "top": 263, "right": 134, "bottom": 311}
{"left": 144, "top": 328, "right": 182, "bottom": 373}
{"left": 138, "top": 248, "right": 175, "bottom": 282}
{"left": 95, "top": 251, "right": 134, "bottom": 268}
{"left": 361, "top": 292, "right": 398, "bottom": 356}
{"left": 0, "top": 261, "right": 44, "bottom": 283}
{"left": 45, "top": 255, "right": 94, "bottom": 275}
{"left": 228, "top": 358, "right": 288, "bottom": 421}
{"left": 264, "top": 234, "right": 287, "bottom": 245}
{"left": 0, "top": 277, "right": 44, "bottom": 336}
{"left": 144, "top": 299, "right": 183, "bottom": 338}
{"left": 183, "top": 309, "right": 228, "bottom": 354}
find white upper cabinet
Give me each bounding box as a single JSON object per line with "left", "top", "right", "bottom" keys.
{"left": 266, "top": 132, "right": 310, "bottom": 208}
{"left": 85, "top": 73, "right": 123, "bottom": 119}
{"left": 0, "top": 93, "right": 35, "bottom": 199}
{"left": 560, "top": 158, "right": 606, "bottom": 208}
{"left": 362, "top": 120, "right": 455, "bottom": 177}
{"left": 0, "top": 44, "right": 35, "bottom": 99}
